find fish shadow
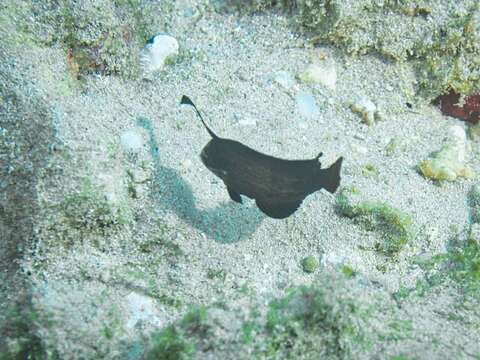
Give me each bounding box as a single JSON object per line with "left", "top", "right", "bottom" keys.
{"left": 138, "top": 117, "right": 265, "bottom": 244}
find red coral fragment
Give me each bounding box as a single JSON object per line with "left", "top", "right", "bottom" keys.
{"left": 438, "top": 91, "right": 480, "bottom": 123}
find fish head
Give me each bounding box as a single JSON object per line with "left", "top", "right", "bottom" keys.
{"left": 200, "top": 139, "right": 229, "bottom": 179}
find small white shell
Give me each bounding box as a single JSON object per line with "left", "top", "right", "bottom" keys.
{"left": 351, "top": 96, "right": 377, "bottom": 125}
{"left": 141, "top": 33, "right": 179, "bottom": 78}
{"left": 120, "top": 129, "right": 143, "bottom": 153}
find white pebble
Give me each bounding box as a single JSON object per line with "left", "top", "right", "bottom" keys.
{"left": 295, "top": 92, "right": 320, "bottom": 118}
{"left": 180, "top": 159, "right": 192, "bottom": 169}
{"left": 141, "top": 33, "right": 179, "bottom": 78}
{"left": 120, "top": 130, "right": 143, "bottom": 153}
{"left": 351, "top": 143, "right": 368, "bottom": 154}
{"left": 274, "top": 71, "right": 296, "bottom": 90}
{"left": 239, "top": 117, "right": 257, "bottom": 126}
{"left": 299, "top": 62, "right": 337, "bottom": 91}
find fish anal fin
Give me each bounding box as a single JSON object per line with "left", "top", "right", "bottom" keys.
{"left": 227, "top": 186, "right": 242, "bottom": 203}
{"left": 256, "top": 198, "right": 304, "bottom": 219}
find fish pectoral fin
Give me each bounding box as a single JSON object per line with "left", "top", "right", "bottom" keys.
{"left": 227, "top": 186, "right": 243, "bottom": 204}
{"left": 256, "top": 197, "right": 304, "bottom": 219}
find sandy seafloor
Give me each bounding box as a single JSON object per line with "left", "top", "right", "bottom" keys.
{"left": 1, "top": 3, "right": 480, "bottom": 359}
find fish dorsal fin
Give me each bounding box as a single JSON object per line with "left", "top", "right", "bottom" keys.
{"left": 180, "top": 95, "right": 218, "bottom": 139}
{"left": 314, "top": 151, "right": 323, "bottom": 167}
{"left": 321, "top": 156, "right": 343, "bottom": 193}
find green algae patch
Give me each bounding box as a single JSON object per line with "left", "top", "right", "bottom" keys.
{"left": 146, "top": 326, "right": 195, "bottom": 360}
{"left": 361, "top": 164, "right": 379, "bottom": 179}
{"left": 404, "top": 212, "right": 480, "bottom": 300}
{"left": 60, "top": 180, "right": 129, "bottom": 235}
{"left": 412, "top": 239, "right": 480, "bottom": 300}
{"left": 43, "top": 178, "right": 133, "bottom": 248}
{"left": 145, "top": 306, "right": 210, "bottom": 360}
{"left": 263, "top": 282, "right": 369, "bottom": 359}
{"left": 336, "top": 187, "right": 413, "bottom": 256}
{"left": 301, "top": 256, "right": 320, "bottom": 273}
{"left": 469, "top": 184, "right": 480, "bottom": 223}
{"left": 341, "top": 265, "right": 356, "bottom": 278}
{"left": 0, "top": 306, "right": 57, "bottom": 360}
{"left": 210, "top": 0, "right": 295, "bottom": 13}
{"left": 447, "top": 240, "right": 480, "bottom": 295}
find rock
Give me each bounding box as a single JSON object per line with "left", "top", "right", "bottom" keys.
{"left": 350, "top": 96, "right": 377, "bottom": 125}
{"left": 295, "top": 92, "right": 320, "bottom": 118}
{"left": 141, "top": 33, "right": 179, "bottom": 78}
{"left": 238, "top": 117, "right": 257, "bottom": 126}
{"left": 125, "top": 292, "right": 162, "bottom": 329}
{"left": 298, "top": 62, "right": 336, "bottom": 91}
{"left": 419, "top": 125, "right": 474, "bottom": 181}
{"left": 274, "top": 71, "right": 296, "bottom": 90}
{"left": 439, "top": 91, "right": 480, "bottom": 123}
{"left": 120, "top": 130, "right": 144, "bottom": 153}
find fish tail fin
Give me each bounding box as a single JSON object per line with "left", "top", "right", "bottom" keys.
{"left": 321, "top": 156, "right": 343, "bottom": 194}
{"left": 180, "top": 95, "right": 218, "bottom": 138}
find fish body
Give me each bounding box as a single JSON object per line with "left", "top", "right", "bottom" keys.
{"left": 181, "top": 95, "right": 343, "bottom": 219}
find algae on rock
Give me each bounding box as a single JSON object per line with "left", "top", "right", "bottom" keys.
{"left": 27, "top": 0, "right": 171, "bottom": 78}
{"left": 336, "top": 187, "right": 414, "bottom": 256}
{"left": 262, "top": 276, "right": 374, "bottom": 359}
{"left": 296, "top": 0, "right": 480, "bottom": 101}
{"left": 214, "top": 0, "right": 480, "bottom": 100}
{"left": 145, "top": 306, "right": 212, "bottom": 360}
{"left": 419, "top": 125, "right": 474, "bottom": 181}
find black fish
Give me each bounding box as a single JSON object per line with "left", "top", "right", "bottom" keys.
{"left": 180, "top": 95, "right": 343, "bottom": 219}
